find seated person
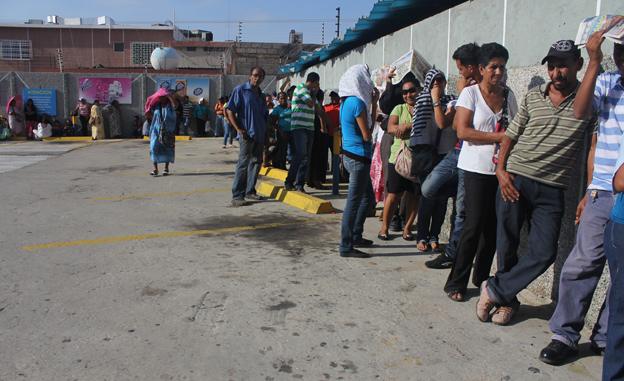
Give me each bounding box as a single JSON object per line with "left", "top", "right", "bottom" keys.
{"left": 34, "top": 116, "right": 53, "bottom": 140}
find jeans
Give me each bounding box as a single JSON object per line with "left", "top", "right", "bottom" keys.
{"left": 216, "top": 115, "right": 226, "bottom": 137}
{"left": 487, "top": 175, "right": 565, "bottom": 305}
{"left": 181, "top": 116, "right": 191, "bottom": 135}
{"left": 195, "top": 118, "right": 206, "bottom": 137}
{"left": 550, "top": 190, "right": 613, "bottom": 349}
{"left": 231, "top": 136, "right": 264, "bottom": 200}
{"left": 444, "top": 171, "right": 498, "bottom": 294}
{"left": 603, "top": 220, "right": 624, "bottom": 381}
{"left": 421, "top": 149, "right": 463, "bottom": 258}
{"left": 417, "top": 153, "right": 453, "bottom": 243}
{"left": 340, "top": 156, "right": 372, "bottom": 253}
{"left": 286, "top": 129, "right": 314, "bottom": 188}
{"left": 223, "top": 119, "right": 234, "bottom": 145}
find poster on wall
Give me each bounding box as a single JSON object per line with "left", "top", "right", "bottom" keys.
{"left": 22, "top": 88, "right": 57, "bottom": 116}
{"left": 78, "top": 77, "right": 133, "bottom": 104}
{"left": 155, "top": 77, "right": 210, "bottom": 103}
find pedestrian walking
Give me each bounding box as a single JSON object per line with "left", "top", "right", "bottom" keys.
{"left": 146, "top": 88, "right": 177, "bottom": 176}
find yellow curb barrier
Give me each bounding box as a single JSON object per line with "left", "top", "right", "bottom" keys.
{"left": 259, "top": 166, "right": 288, "bottom": 182}
{"left": 143, "top": 135, "right": 192, "bottom": 141}
{"left": 257, "top": 180, "right": 334, "bottom": 214}
{"left": 43, "top": 136, "right": 93, "bottom": 142}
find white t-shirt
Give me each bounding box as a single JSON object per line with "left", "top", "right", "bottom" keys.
{"left": 34, "top": 122, "right": 52, "bottom": 139}
{"left": 456, "top": 84, "right": 517, "bottom": 175}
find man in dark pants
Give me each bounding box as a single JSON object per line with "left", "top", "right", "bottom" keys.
{"left": 476, "top": 40, "right": 596, "bottom": 325}
{"left": 538, "top": 30, "right": 624, "bottom": 367}
{"left": 226, "top": 67, "right": 268, "bottom": 207}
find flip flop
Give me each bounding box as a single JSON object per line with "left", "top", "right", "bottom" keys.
{"left": 402, "top": 233, "right": 415, "bottom": 241}
{"left": 377, "top": 233, "right": 391, "bottom": 241}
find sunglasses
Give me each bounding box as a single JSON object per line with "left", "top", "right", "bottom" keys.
{"left": 402, "top": 87, "right": 418, "bottom": 95}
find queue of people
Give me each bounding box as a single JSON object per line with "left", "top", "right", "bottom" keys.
{"left": 215, "top": 32, "right": 624, "bottom": 379}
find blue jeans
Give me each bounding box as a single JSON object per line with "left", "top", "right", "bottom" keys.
{"left": 222, "top": 118, "right": 234, "bottom": 145}
{"left": 232, "top": 136, "right": 264, "bottom": 200}
{"left": 550, "top": 190, "right": 613, "bottom": 349}
{"left": 421, "top": 149, "right": 464, "bottom": 259}
{"left": 216, "top": 115, "right": 226, "bottom": 137}
{"left": 181, "top": 116, "right": 191, "bottom": 135}
{"left": 604, "top": 219, "right": 624, "bottom": 381}
{"left": 286, "top": 129, "right": 314, "bottom": 188}
{"left": 340, "top": 156, "right": 372, "bottom": 254}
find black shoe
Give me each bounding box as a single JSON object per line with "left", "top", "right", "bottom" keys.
{"left": 295, "top": 187, "right": 306, "bottom": 193}
{"left": 539, "top": 340, "right": 578, "bottom": 366}
{"left": 590, "top": 341, "right": 605, "bottom": 356}
{"left": 425, "top": 253, "right": 454, "bottom": 269}
{"left": 340, "top": 249, "right": 371, "bottom": 258}
{"left": 284, "top": 183, "right": 295, "bottom": 191}
{"left": 246, "top": 193, "right": 265, "bottom": 201}
{"left": 389, "top": 214, "right": 403, "bottom": 232}
{"left": 354, "top": 238, "right": 373, "bottom": 247}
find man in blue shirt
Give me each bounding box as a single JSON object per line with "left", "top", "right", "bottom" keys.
{"left": 226, "top": 67, "right": 269, "bottom": 206}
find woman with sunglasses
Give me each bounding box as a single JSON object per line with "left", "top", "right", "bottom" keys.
{"left": 444, "top": 43, "right": 518, "bottom": 302}
{"left": 378, "top": 79, "right": 422, "bottom": 241}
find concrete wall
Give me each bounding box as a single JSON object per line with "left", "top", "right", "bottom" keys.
{"left": 284, "top": 0, "right": 624, "bottom": 325}
{"left": 0, "top": 71, "right": 276, "bottom": 136}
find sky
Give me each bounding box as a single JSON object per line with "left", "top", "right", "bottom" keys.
{"left": 2, "top": 0, "right": 377, "bottom": 44}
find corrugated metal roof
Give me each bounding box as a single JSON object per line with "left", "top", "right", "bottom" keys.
{"left": 279, "top": 0, "right": 468, "bottom": 74}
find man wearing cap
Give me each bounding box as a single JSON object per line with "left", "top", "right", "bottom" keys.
{"left": 476, "top": 40, "right": 596, "bottom": 326}
{"left": 539, "top": 29, "right": 624, "bottom": 367}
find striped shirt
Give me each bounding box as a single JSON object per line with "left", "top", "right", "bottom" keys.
{"left": 589, "top": 71, "right": 624, "bottom": 191}
{"left": 290, "top": 83, "right": 315, "bottom": 130}
{"left": 506, "top": 84, "right": 596, "bottom": 189}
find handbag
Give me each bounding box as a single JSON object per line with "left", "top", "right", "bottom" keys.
{"left": 394, "top": 140, "right": 419, "bottom": 182}
{"left": 157, "top": 106, "right": 175, "bottom": 148}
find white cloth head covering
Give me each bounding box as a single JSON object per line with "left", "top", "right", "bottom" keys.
{"left": 338, "top": 64, "right": 374, "bottom": 127}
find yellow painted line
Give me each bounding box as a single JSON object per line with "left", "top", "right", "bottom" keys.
{"left": 143, "top": 136, "right": 192, "bottom": 141}
{"left": 260, "top": 166, "right": 288, "bottom": 182}
{"left": 257, "top": 180, "right": 335, "bottom": 214}
{"left": 22, "top": 221, "right": 304, "bottom": 252}
{"left": 91, "top": 187, "right": 229, "bottom": 201}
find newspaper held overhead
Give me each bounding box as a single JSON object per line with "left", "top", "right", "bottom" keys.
{"left": 575, "top": 15, "right": 624, "bottom": 46}
{"left": 369, "top": 50, "right": 432, "bottom": 92}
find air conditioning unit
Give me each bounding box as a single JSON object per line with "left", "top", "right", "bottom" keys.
{"left": 25, "top": 19, "right": 44, "bottom": 24}
{"left": 64, "top": 18, "right": 82, "bottom": 25}
{"left": 47, "top": 15, "right": 63, "bottom": 24}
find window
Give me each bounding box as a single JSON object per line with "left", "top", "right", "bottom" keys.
{"left": 0, "top": 40, "right": 32, "bottom": 60}
{"left": 113, "top": 42, "right": 124, "bottom": 52}
{"left": 186, "top": 47, "right": 196, "bottom": 52}
{"left": 131, "top": 42, "right": 163, "bottom": 65}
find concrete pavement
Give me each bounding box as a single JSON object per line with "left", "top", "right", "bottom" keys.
{"left": 0, "top": 138, "right": 602, "bottom": 380}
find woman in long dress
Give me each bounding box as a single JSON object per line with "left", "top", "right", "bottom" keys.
{"left": 89, "top": 100, "right": 105, "bottom": 140}
{"left": 6, "top": 95, "right": 24, "bottom": 137}
{"left": 146, "top": 89, "right": 177, "bottom": 176}
{"left": 103, "top": 100, "right": 123, "bottom": 138}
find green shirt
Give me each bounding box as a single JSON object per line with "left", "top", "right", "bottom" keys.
{"left": 290, "top": 83, "right": 315, "bottom": 130}
{"left": 506, "top": 84, "right": 597, "bottom": 189}
{"left": 389, "top": 103, "right": 413, "bottom": 164}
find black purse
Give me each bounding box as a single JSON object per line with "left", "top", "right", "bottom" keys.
{"left": 157, "top": 105, "right": 175, "bottom": 148}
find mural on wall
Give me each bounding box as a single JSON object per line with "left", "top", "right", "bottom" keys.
{"left": 78, "top": 78, "right": 133, "bottom": 104}
{"left": 155, "top": 77, "right": 210, "bottom": 103}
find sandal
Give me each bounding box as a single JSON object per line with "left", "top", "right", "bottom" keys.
{"left": 150, "top": 170, "right": 158, "bottom": 176}
{"left": 402, "top": 232, "right": 415, "bottom": 241}
{"left": 476, "top": 281, "right": 496, "bottom": 322}
{"left": 447, "top": 290, "right": 465, "bottom": 302}
{"left": 416, "top": 240, "right": 429, "bottom": 252}
{"left": 430, "top": 241, "right": 440, "bottom": 252}
{"left": 377, "top": 232, "right": 391, "bottom": 241}
{"left": 163, "top": 169, "right": 170, "bottom": 176}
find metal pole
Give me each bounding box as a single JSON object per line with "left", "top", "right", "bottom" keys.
{"left": 335, "top": 7, "right": 341, "bottom": 38}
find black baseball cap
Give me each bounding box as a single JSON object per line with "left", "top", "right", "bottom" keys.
{"left": 541, "top": 40, "right": 581, "bottom": 64}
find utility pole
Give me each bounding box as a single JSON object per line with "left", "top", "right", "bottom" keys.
{"left": 335, "top": 7, "right": 341, "bottom": 38}
{"left": 237, "top": 21, "right": 243, "bottom": 43}
{"left": 321, "top": 22, "right": 325, "bottom": 44}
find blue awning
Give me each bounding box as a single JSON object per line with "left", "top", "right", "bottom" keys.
{"left": 279, "top": 0, "right": 468, "bottom": 74}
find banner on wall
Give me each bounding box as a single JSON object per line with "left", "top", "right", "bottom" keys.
{"left": 155, "top": 77, "right": 210, "bottom": 103}
{"left": 22, "top": 88, "right": 57, "bottom": 116}
{"left": 78, "top": 77, "right": 133, "bottom": 104}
